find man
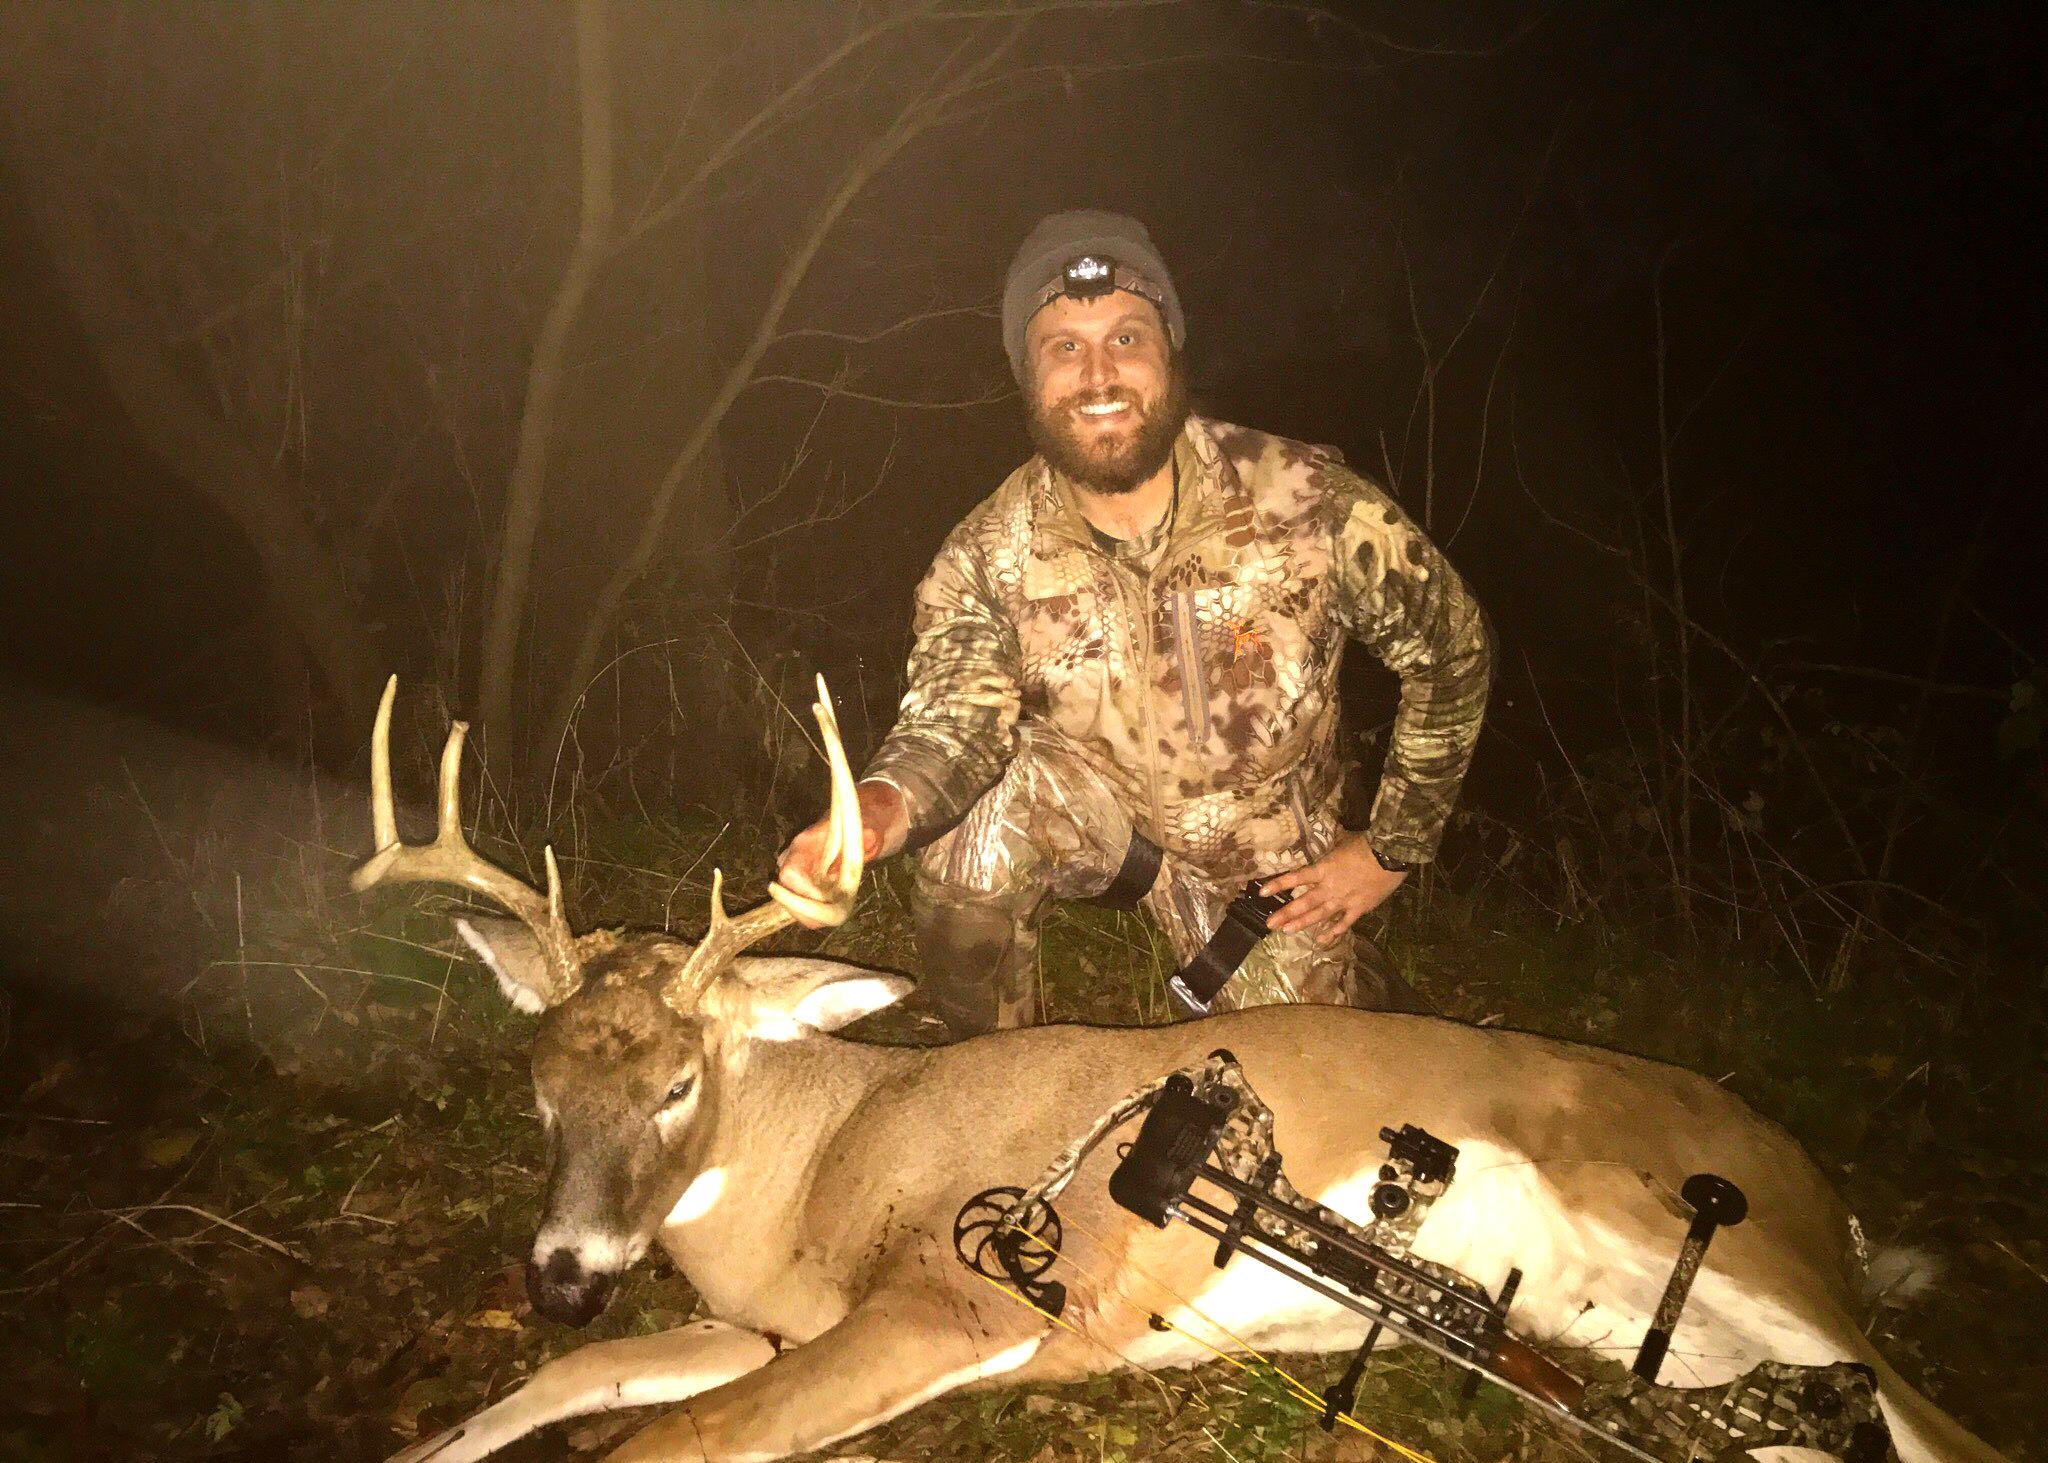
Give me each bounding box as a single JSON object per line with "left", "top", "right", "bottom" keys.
{"left": 780, "top": 210, "right": 1490, "bottom": 1036}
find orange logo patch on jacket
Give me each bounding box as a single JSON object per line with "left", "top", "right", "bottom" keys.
{"left": 1225, "top": 615, "right": 1267, "bottom": 664}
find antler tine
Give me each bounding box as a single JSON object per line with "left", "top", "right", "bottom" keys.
{"left": 370, "top": 674, "right": 400, "bottom": 852}
{"left": 767, "top": 675, "right": 864, "bottom": 925}
{"left": 350, "top": 678, "right": 580, "bottom": 996}
{"left": 667, "top": 867, "right": 740, "bottom": 1006}
{"left": 434, "top": 717, "right": 470, "bottom": 847}
{"left": 666, "top": 677, "right": 865, "bottom": 1008}
{"left": 544, "top": 845, "right": 565, "bottom": 925}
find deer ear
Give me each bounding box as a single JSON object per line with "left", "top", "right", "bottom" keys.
{"left": 723, "top": 957, "right": 912, "bottom": 1040}
{"left": 456, "top": 915, "right": 579, "bottom": 1013}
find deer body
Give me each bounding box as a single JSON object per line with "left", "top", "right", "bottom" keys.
{"left": 410, "top": 967, "right": 1999, "bottom": 1463}
{"left": 354, "top": 679, "right": 2003, "bottom": 1463}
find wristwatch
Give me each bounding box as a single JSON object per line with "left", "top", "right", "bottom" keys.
{"left": 1370, "top": 844, "right": 1418, "bottom": 875}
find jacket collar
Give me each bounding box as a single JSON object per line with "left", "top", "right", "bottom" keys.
{"left": 1021, "top": 416, "right": 1271, "bottom": 599}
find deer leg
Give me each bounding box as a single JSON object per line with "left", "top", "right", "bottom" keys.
{"left": 388, "top": 1319, "right": 777, "bottom": 1463}
{"left": 603, "top": 1281, "right": 1051, "bottom": 1462}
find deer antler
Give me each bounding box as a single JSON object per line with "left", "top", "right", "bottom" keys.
{"left": 351, "top": 676, "right": 581, "bottom": 1004}
{"left": 665, "top": 676, "right": 863, "bottom": 1008}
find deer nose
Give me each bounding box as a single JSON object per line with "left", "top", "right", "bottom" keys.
{"left": 527, "top": 1247, "right": 618, "bottom": 1327}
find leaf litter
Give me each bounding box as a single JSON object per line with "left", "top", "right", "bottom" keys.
{"left": 1, "top": 863, "right": 2041, "bottom": 1462}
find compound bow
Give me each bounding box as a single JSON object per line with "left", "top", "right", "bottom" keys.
{"left": 953, "top": 1050, "right": 1893, "bottom": 1463}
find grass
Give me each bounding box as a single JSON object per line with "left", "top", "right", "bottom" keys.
{"left": 1, "top": 790, "right": 2041, "bottom": 1463}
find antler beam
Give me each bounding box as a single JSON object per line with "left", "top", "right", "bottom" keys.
{"left": 351, "top": 676, "right": 580, "bottom": 1002}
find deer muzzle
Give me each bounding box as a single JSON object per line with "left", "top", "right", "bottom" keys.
{"left": 527, "top": 1246, "right": 619, "bottom": 1327}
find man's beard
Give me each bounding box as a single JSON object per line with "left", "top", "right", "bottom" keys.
{"left": 1025, "top": 361, "right": 1190, "bottom": 496}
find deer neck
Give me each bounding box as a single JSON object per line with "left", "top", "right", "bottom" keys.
{"left": 659, "top": 1033, "right": 918, "bottom": 1323}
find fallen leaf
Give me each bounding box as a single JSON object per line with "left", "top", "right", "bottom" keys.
{"left": 143, "top": 1128, "right": 202, "bottom": 1168}
{"left": 393, "top": 1379, "right": 463, "bottom": 1437}
{"left": 290, "top": 1285, "right": 331, "bottom": 1319}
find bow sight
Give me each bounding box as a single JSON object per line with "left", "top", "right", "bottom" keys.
{"left": 954, "top": 1051, "right": 1894, "bottom": 1463}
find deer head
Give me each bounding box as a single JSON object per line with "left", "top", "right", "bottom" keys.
{"left": 352, "top": 676, "right": 904, "bottom": 1325}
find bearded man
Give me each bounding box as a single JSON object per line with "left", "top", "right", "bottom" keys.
{"left": 781, "top": 210, "right": 1492, "bottom": 1037}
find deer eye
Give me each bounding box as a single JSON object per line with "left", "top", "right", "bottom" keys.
{"left": 663, "top": 1075, "right": 696, "bottom": 1106}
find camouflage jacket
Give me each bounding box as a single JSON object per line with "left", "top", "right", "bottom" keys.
{"left": 865, "top": 416, "right": 1491, "bottom": 883}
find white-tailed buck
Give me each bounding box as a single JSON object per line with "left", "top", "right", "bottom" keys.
{"left": 353, "top": 677, "right": 2004, "bottom": 1463}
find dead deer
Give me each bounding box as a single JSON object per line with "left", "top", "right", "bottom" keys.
{"left": 352, "top": 676, "right": 2005, "bottom": 1463}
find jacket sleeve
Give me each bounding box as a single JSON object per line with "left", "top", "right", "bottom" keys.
{"left": 862, "top": 529, "right": 1022, "bottom": 841}
{"left": 1327, "top": 469, "right": 1493, "bottom": 865}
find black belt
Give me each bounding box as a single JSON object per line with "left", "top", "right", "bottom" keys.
{"left": 1166, "top": 883, "right": 1292, "bottom": 1015}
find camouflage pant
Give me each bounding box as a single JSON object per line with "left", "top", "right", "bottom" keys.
{"left": 912, "top": 722, "right": 1369, "bottom": 1037}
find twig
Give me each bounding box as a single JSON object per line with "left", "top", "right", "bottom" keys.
{"left": 744, "top": 374, "right": 1012, "bottom": 410}
{"left": 1652, "top": 243, "right": 1696, "bottom": 939}
{"left": 1994, "top": 1239, "right": 2048, "bottom": 1291}
{"left": 339, "top": 1143, "right": 390, "bottom": 1218}
{"left": 104, "top": 1210, "right": 211, "bottom": 1275}
{"left": 107, "top": 1203, "right": 310, "bottom": 1266}
{"left": 1778, "top": 662, "right": 2004, "bottom": 699}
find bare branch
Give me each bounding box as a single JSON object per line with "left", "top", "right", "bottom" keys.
{"left": 477, "top": 0, "right": 618, "bottom": 741}
{"left": 772, "top": 304, "right": 996, "bottom": 347}
{"left": 731, "top": 432, "right": 899, "bottom": 555}
{"left": 1247, "top": 1, "right": 1553, "bottom": 59}
{"left": 611, "top": 2, "right": 941, "bottom": 261}
{"left": 541, "top": 16, "right": 1034, "bottom": 759}
{"left": 1777, "top": 663, "right": 2007, "bottom": 701}
{"left": 747, "top": 374, "right": 1014, "bottom": 411}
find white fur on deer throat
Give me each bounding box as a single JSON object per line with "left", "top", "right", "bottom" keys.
{"left": 666, "top": 1166, "right": 727, "bottom": 1226}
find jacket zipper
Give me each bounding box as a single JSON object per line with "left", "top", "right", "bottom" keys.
{"left": 1172, "top": 592, "right": 1211, "bottom": 745}
{"left": 1152, "top": 522, "right": 1232, "bottom": 847}
{"left": 1125, "top": 568, "right": 1169, "bottom": 845}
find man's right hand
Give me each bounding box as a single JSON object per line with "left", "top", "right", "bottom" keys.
{"left": 776, "top": 780, "right": 910, "bottom": 927}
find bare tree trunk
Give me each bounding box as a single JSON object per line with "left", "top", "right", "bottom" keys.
{"left": 537, "top": 132, "right": 901, "bottom": 765}
{"left": 0, "top": 146, "right": 377, "bottom": 732}
{"left": 537, "top": 19, "right": 1029, "bottom": 762}
{"left": 476, "top": 0, "right": 616, "bottom": 747}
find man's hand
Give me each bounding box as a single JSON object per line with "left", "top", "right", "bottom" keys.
{"left": 776, "top": 780, "right": 910, "bottom": 928}
{"left": 1259, "top": 834, "right": 1408, "bottom": 945}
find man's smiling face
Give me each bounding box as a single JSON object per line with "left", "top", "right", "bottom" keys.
{"left": 1023, "top": 290, "right": 1188, "bottom": 496}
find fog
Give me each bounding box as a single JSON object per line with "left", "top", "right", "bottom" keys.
{"left": 0, "top": 4, "right": 2041, "bottom": 1456}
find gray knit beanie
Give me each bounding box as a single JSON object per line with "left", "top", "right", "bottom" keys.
{"left": 1001, "top": 210, "right": 1184, "bottom": 380}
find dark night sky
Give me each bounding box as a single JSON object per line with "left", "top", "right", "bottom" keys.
{"left": 0, "top": 1, "right": 2040, "bottom": 778}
